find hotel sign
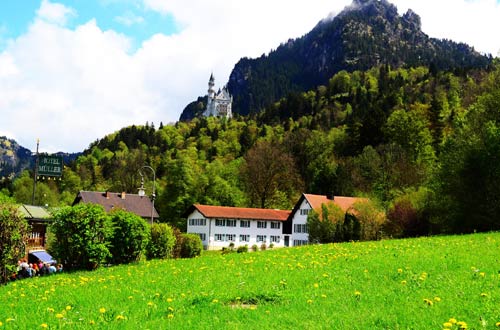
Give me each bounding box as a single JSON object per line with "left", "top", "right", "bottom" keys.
{"left": 38, "top": 155, "right": 63, "bottom": 177}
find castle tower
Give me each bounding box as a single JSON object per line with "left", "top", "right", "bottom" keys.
{"left": 203, "top": 74, "right": 232, "bottom": 119}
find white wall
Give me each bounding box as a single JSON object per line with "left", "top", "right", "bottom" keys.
{"left": 186, "top": 210, "right": 285, "bottom": 250}
{"left": 290, "top": 198, "right": 311, "bottom": 246}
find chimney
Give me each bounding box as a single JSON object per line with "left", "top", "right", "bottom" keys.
{"left": 326, "top": 192, "right": 334, "bottom": 200}
{"left": 105, "top": 191, "right": 110, "bottom": 199}
{"left": 121, "top": 192, "right": 126, "bottom": 199}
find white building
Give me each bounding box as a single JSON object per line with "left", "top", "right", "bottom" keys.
{"left": 185, "top": 204, "right": 290, "bottom": 250}
{"left": 202, "top": 74, "right": 233, "bottom": 119}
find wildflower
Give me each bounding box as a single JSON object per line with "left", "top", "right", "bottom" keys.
{"left": 89, "top": 320, "right": 95, "bottom": 325}
{"left": 354, "top": 291, "right": 361, "bottom": 297}
{"left": 66, "top": 305, "right": 72, "bottom": 311}
{"left": 457, "top": 321, "right": 467, "bottom": 329}
{"left": 56, "top": 314, "right": 64, "bottom": 319}
{"left": 128, "top": 296, "right": 133, "bottom": 300}
{"left": 116, "top": 315, "right": 125, "bottom": 321}
{"left": 166, "top": 298, "right": 173, "bottom": 303}
{"left": 495, "top": 321, "right": 500, "bottom": 327}
{"left": 47, "top": 308, "right": 54, "bottom": 313}
{"left": 434, "top": 297, "right": 441, "bottom": 302}
{"left": 321, "top": 294, "right": 327, "bottom": 298}
{"left": 480, "top": 293, "right": 488, "bottom": 297}
{"left": 167, "top": 314, "right": 174, "bottom": 319}
{"left": 423, "top": 298, "right": 433, "bottom": 306}
{"left": 0, "top": 321, "right": 2, "bottom": 327}
{"left": 401, "top": 280, "right": 407, "bottom": 285}
{"left": 397, "top": 268, "right": 403, "bottom": 273}
{"left": 147, "top": 301, "right": 154, "bottom": 307}
{"left": 99, "top": 308, "right": 106, "bottom": 314}
{"left": 212, "top": 299, "right": 219, "bottom": 303}
{"left": 479, "top": 272, "right": 485, "bottom": 277}
{"left": 443, "top": 322, "right": 452, "bottom": 328}
{"left": 307, "top": 299, "right": 313, "bottom": 304}
{"left": 313, "top": 283, "right": 319, "bottom": 288}
{"left": 168, "top": 306, "right": 174, "bottom": 312}
{"left": 40, "top": 324, "right": 48, "bottom": 328}
{"left": 449, "top": 318, "right": 457, "bottom": 324}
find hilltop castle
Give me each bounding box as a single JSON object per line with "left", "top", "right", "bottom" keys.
{"left": 202, "top": 74, "right": 233, "bottom": 119}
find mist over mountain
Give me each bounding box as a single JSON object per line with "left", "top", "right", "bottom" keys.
{"left": 180, "top": 0, "right": 491, "bottom": 120}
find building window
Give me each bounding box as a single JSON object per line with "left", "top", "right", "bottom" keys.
{"left": 294, "top": 224, "right": 309, "bottom": 233}
{"left": 240, "top": 220, "right": 250, "bottom": 228}
{"left": 194, "top": 233, "right": 206, "bottom": 241}
{"left": 215, "top": 219, "right": 225, "bottom": 227}
{"left": 293, "top": 240, "right": 309, "bottom": 246}
{"left": 256, "top": 235, "right": 267, "bottom": 243}
{"left": 215, "top": 233, "right": 224, "bottom": 241}
{"left": 188, "top": 218, "right": 206, "bottom": 226}
{"left": 270, "top": 235, "right": 281, "bottom": 243}
{"left": 239, "top": 234, "right": 250, "bottom": 242}
{"left": 257, "top": 221, "right": 267, "bottom": 229}
{"left": 226, "top": 220, "right": 237, "bottom": 227}
{"left": 270, "top": 221, "right": 281, "bottom": 229}
{"left": 226, "top": 234, "right": 236, "bottom": 242}
{"left": 300, "top": 209, "right": 311, "bottom": 216}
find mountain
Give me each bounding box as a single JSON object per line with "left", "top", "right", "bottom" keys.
{"left": 180, "top": 0, "right": 491, "bottom": 120}
{"left": 0, "top": 136, "right": 81, "bottom": 180}
{"left": 0, "top": 136, "right": 33, "bottom": 179}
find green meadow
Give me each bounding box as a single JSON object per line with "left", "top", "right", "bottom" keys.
{"left": 1, "top": 233, "right": 500, "bottom": 329}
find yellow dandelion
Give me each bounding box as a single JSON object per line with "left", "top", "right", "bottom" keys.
{"left": 354, "top": 291, "right": 361, "bottom": 296}
{"left": 99, "top": 307, "right": 106, "bottom": 314}
{"left": 56, "top": 314, "right": 64, "bottom": 319}
{"left": 434, "top": 297, "right": 441, "bottom": 302}
{"left": 401, "top": 280, "right": 407, "bottom": 285}
{"left": 250, "top": 305, "right": 257, "bottom": 310}
{"left": 0, "top": 321, "right": 3, "bottom": 327}
{"left": 40, "top": 324, "right": 48, "bottom": 328}
{"left": 65, "top": 305, "right": 72, "bottom": 311}
{"left": 155, "top": 293, "right": 160, "bottom": 297}
{"left": 495, "top": 321, "right": 500, "bottom": 327}
{"left": 167, "top": 314, "right": 174, "bottom": 319}
{"left": 449, "top": 318, "right": 457, "bottom": 324}
{"left": 480, "top": 293, "right": 488, "bottom": 297}
{"left": 47, "top": 307, "right": 54, "bottom": 313}
{"left": 167, "top": 298, "right": 173, "bottom": 303}
{"left": 307, "top": 299, "right": 313, "bottom": 304}
{"left": 321, "top": 294, "right": 327, "bottom": 298}
{"left": 116, "top": 315, "right": 125, "bottom": 321}
{"left": 147, "top": 301, "right": 154, "bottom": 307}
{"left": 479, "top": 272, "right": 485, "bottom": 277}
{"left": 313, "top": 283, "right": 319, "bottom": 288}
{"left": 443, "top": 322, "right": 452, "bottom": 328}
{"left": 457, "top": 321, "right": 467, "bottom": 329}
{"left": 168, "top": 306, "right": 174, "bottom": 312}
{"left": 212, "top": 299, "right": 219, "bottom": 303}
{"left": 423, "top": 298, "right": 433, "bottom": 306}
{"left": 128, "top": 296, "right": 133, "bottom": 300}
{"left": 397, "top": 268, "right": 403, "bottom": 273}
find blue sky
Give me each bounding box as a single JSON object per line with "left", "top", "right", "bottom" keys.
{"left": 0, "top": 0, "right": 178, "bottom": 51}
{"left": 0, "top": 0, "right": 499, "bottom": 153}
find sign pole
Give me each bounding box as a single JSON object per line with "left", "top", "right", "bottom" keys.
{"left": 32, "top": 139, "right": 39, "bottom": 205}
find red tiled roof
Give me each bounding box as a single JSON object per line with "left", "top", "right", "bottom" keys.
{"left": 192, "top": 204, "right": 290, "bottom": 222}
{"left": 303, "top": 194, "right": 366, "bottom": 214}
{"left": 73, "top": 191, "right": 159, "bottom": 219}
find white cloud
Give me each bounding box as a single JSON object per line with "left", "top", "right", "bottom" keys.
{"left": 37, "top": 0, "right": 77, "bottom": 26}
{"left": 0, "top": 0, "right": 499, "bottom": 152}
{"left": 114, "top": 12, "right": 145, "bottom": 27}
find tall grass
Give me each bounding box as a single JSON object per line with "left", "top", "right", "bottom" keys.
{"left": 1, "top": 232, "right": 500, "bottom": 329}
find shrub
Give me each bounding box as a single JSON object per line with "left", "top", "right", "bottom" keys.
{"left": 307, "top": 203, "right": 345, "bottom": 243}
{"left": 147, "top": 223, "right": 176, "bottom": 259}
{"left": 269, "top": 243, "right": 274, "bottom": 249}
{"left": 351, "top": 200, "right": 386, "bottom": 241}
{"left": 251, "top": 244, "right": 258, "bottom": 252}
{"left": 260, "top": 243, "right": 267, "bottom": 251}
{"left": 236, "top": 245, "right": 248, "bottom": 253}
{"left": 179, "top": 233, "right": 203, "bottom": 258}
{"left": 50, "top": 204, "right": 113, "bottom": 270}
{"left": 0, "top": 202, "right": 29, "bottom": 284}
{"left": 109, "top": 210, "right": 150, "bottom": 264}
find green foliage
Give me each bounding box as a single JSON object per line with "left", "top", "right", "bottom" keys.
{"left": 351, "top": 199, "right": 386, "bottom": 241}
{"left": 147, "top": 223, "right": 176, "bottom": 260}
{"left": 236, "top": 245, "right": 248, "bottom": 253}
{"left": 50, "top": 204, "right": 113, "bottom": 270}
{"left": 179, "top": 233, "right": 203, "bottom": 258}
{"left": 307, "top": 203, "right": 345, "bottom": 243}
{"left": 109, "top": 210, "right": 150, "bottom": 264}
{"left": 0, "top": 202, "right": 29, "bottom": 284}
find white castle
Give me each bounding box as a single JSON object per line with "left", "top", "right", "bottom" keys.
{"left": 203, "top": 74, "right": 233, "bottom": 119}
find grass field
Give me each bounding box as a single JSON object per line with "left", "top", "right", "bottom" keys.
{"left": 1, "top": 232, "right": 500, "bottom": 329}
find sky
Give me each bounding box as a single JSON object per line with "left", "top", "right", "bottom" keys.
{"left": 0, "top": 0, "right": 499, "bottom": 153}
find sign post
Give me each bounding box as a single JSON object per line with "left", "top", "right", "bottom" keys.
{"left": 32, "top": 140, "right": 63, "bottom": 205}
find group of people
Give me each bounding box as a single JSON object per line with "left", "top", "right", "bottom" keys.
{"left": 13, "top": 259, "right": 63, "bottom": 280}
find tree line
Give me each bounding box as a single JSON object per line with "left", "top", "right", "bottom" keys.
{"left": 2, "top": 62, "right": 500, "bottom": 236}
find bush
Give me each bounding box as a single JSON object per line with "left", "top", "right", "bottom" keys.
{"left": 251, "top": 244, "right": 258, "bottom": 252}
{"left": 109, "top": 210, "right": 150, "bottom": 264}
{"left": 351, "top": 200, "right": 386, "bottom": 241}
{"left": 179, "top": 233, "right": 203, "bottom": 258}
{"left": 236, "top": 245, "right": 248, "bottom": 253}
{"left": 269, "top": 243, "right": 274, "bottom": 249}
{"left": 260, "top": 243, "right": 267, "bottom": 251}
{"left": 50, "top": 204, "right": 113, "bottom": 270}
{"left": 307, "top": 203, "right": 345, "bottom": 243}
{"left": 147, "top": 223, "right": 176, "bottom": 259}
{"left": 0, "top": 202, "right": 29, "bottom": 284}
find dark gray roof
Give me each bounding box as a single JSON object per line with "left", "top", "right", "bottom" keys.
{"left": 73, "top": 191, "right": 159, "bottom": 219}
